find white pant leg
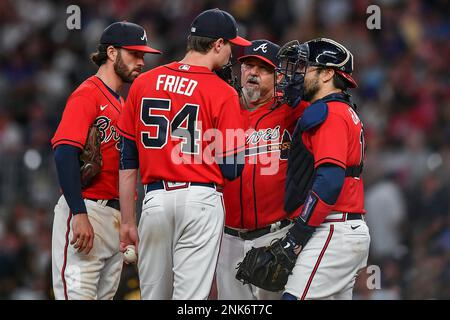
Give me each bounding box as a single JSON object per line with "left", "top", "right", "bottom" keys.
{"left": 97, "top": 208, "right": 123, "bottom": 300}
{"left": 52, "top": 196, "right": 122, "bottom": 300}
{"left": 138, "top": 189, "right": 174, "bottom": 300}
{"left": 217, "top": 225, "right": 291, "bottom": 300}
{"left": 284, "top": 220, "right": 370, "bottom": 300}
{"left": 172, "top": 187, "right": 224, "bottom": 300}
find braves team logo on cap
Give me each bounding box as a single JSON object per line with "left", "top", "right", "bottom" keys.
{"left": 238, "top": 39, "right": 280, "bottom": 68}
{"left": 253, "top": 43, "right": 268, "bottom": 53}
{"left": 100, "top": 21, "right": 161, "bottom": 54}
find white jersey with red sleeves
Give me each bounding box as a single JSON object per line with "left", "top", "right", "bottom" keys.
{"left": 51, "top": 76, "right": 123, "bottom": 200}
{"left": 117, "top": 62, "right": 245, "bottom": 186}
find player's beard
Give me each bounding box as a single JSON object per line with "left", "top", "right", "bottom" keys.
{"left": 303, "top": 73, "right": 320, "bottom": 102}
{"left": 114, "top": 51, "right": 141, "bottom": 83}
{"left": 242, "top": 75, "right": 261, "bottom": 105}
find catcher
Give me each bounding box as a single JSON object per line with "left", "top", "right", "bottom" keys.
{"left": 217, "top": 39, "right": 307, "bottom": 299}
{"left": 50, "top": 22, "right": 161, "bottom": 300}
{"left": 236, "top": 38, "right": 370, "bottom": 300}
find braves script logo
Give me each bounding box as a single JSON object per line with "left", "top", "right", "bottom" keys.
{"left": 253, "top": 43, "right": 268, "bottom": 53}
{"left": 247, "top": 126, "right": 280, "bottom": 145}
{"left": 245, "top": 126, "right": 291, "bottom": 160}
{"left": 94, "top": 116, "right": 121, "bottom": 150}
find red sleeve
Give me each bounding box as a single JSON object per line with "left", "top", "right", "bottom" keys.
{"left": 214, "top": 94, "right": 246, "bottom": 158}
{"left": 307, "top": 113, "right": 349, "bottom": 169}
{"left": 51, "top": 94, "right": 98, "bottom": 149}
{"left": 117, "top": 81, "right": 138, "bottom": 141}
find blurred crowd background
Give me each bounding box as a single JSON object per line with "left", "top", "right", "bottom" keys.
{"left": 0, "top": 0, "right": 448, "bottom": 300}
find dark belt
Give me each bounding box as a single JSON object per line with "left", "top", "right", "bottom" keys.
{"left": 346, "top": 213, "right": 364, "bottom": 220}
{"left": 224, "top": 219, "right": 292, "bottom": 241}
{"left": 145, "top": 181, "right": 223, "bottom": 194}
{"left": 324, "top": 212, "right": 364, "bottom": 222}
{"left": 86, "top": 198, "right": 120, "bottom": 211}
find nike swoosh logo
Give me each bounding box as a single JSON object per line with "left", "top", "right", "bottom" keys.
{"left": 100, "top": 104, "right": 108, "bottom": 111}
{"left": 283, "top": 242, "right": 291, "bottom": 249}
{"left": 140, "top": 35, "right": 146, "bottom": 40}
{"left": 144, "top": 197, "right": 154, "bottom": 205}
{"left": 351, "top": 225, "right": 361, "bottom": 230}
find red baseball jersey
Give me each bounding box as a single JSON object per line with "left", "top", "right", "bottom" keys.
{"left": 51, "top": 76, "right": 123, "bottom": 199}
{"left": 117, "top": 62, "right": 245, "bottom": 185}
{"left": 223, "top": 100, "right": 308, "bottom": 229}
{"left": 302, "top": 101, "right": 365, "bottom": 213}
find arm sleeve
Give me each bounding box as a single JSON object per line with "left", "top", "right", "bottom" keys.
{"left": 54, "top": 144, "right": 87, "bottom": 214}
{"left": 218, "top": 152, "right": 245, "bottom": 180}
{"left": 51, "top": 95, "right": 98, "bottom": 149}
{"left": 119, "top": 136, "right": 139, "bottom": 170}
{"left": 311, "top": 164, "right": 345, "bottom": 205}
{"left": 213, "top": 93, "right": 246, "bottom": 180}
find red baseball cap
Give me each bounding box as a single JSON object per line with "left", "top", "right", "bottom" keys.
{"left": 100, "top": 21, "right": 162, "bottom": 54}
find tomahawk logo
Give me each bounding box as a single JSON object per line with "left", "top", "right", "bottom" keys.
{"left": 253, "top": 43, "right": 268, "bottom": 53}
{"left": 141, "top": 30, "right": 147, "bottom": 42}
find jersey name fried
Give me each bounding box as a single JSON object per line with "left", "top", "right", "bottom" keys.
{"left": 156, "top": 74, "right": 198, "bottom": 96}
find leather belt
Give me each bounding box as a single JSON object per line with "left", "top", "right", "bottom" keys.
{"left": 324, "top": 212, "right": 364, "bottom": 222}
{"left": 224, "top": 219, "right": 292, "bottom": 241}
{"left": 86, "top": 198, "right": 120, "bottom": 211}
{"left": 346, "top": 214, "right": 364, "bottom": 221}
{"left": 145, "top": 181, "right": 223, "bottom": 194}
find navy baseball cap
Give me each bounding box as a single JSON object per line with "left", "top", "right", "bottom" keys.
{"left": 100, "top": 21, "right": 161, "bottom": 54}
{"left": 189, "top": 8, "right": 251, "bottom": 46}
{"left": 238, "top": 40, "right": 280, "bottom": 68}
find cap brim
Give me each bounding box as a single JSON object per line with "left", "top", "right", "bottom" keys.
{"left": 229, "top": 36, "right": 252, "bottom": 46}
{"left": 238, "top": 54, "right": 276, "bottom": 68}
{"left": 121, "top": 45, "right": 162, "bottom": 54}
{"left": 335, "top": 70, "right": 358, "bottom": 88}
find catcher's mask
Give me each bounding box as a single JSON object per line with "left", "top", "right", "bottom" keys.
{"left": 275, "top": 40, "right": 309, "bottom": 104}
{"left": 215, "top": 61, "right": 243, "bottom": 96}
{"left": 275, "top": 38, "right": 357, "bottom": 103}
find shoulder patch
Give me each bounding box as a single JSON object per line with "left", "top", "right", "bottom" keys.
{"left": 299, "top": 101, "right": 328, "bottom": 131}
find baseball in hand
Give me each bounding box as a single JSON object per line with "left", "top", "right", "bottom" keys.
{"left": 123, "top": 245, "right": 137, "bottom": 264}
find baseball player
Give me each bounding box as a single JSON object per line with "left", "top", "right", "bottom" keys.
{"left": 216, "top": 40, "right": 307, "bottom": 300}
{"left": 117, "top": 8, "right": 251, "bottom": 300}
{"left": 275, "top": 38, "right": 371, "bottom": 300}
{"left": 51, "top": 22, "right": 161, "bottom": 300}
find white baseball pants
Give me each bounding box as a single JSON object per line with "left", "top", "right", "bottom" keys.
{"left": 138, "top": 184, "right": 224, "bottom": 300}
{"left": 52, "top": 196, "right": 123, "bottom": 300}
{"left": 284, "top": 213, "right": 370, "bottom": 300}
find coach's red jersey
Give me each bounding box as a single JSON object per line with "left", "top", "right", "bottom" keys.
{"left": 303, "top": 101, "right": 365, "bottom": 213}
{"left": 223, "top": 100, "right": 307, "bottom": 229}
{"left": 117, "top": 62, "right": 245, "bottom": 186}
{"left": 51, "top": 76, "right": 123, "bottom": 200}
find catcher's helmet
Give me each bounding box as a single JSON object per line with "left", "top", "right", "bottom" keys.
{"left": 302, "top": 38, "right": 356, "bottom": 88}
{"left": 277, "top": 38, "right": 357, "bottom": 89}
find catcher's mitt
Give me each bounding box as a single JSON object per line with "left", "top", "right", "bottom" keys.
{"left": 80, "top": 125, "right": 102, "bottom": 188}
{"left": 235, "top": 239, "right": 297, "bottom": 292}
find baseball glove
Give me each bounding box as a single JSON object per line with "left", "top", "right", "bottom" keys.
{"left": 80, "top": 125, "right": 102, "bottom": 188}
{"left": 235, "top": 239, "right": 297, "bottom": 292}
